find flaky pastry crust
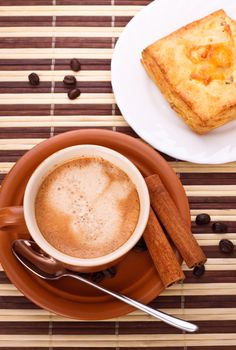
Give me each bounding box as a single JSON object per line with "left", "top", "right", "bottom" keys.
{"left": 142, "top": 10, "right": 236, "bottom": 134}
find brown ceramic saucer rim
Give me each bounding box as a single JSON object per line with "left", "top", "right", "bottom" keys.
{"left": 0, "top": 129, "right": 190, "bottom": 320}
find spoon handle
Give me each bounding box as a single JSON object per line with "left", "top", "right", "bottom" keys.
{"left": 65, "top": 272, "right": 198, "bottom": 333}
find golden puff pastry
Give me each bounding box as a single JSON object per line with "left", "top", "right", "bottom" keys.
{"left": 142, "top": 10, "right": 236, "bottom": 134}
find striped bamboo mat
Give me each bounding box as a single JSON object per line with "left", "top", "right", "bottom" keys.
{"left": 0, "top": 1, "right": 236, "bottom": 349}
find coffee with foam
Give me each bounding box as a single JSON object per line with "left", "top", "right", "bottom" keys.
{"left": 35, "top": 157, "right": 140, "bottom": 258}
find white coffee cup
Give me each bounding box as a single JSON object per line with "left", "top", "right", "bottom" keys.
{"left": 1, "top": 145, "right": 150, "bottom": 272}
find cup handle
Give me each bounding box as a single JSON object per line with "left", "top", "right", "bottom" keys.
{"left": 0, "top": 206, "right": 28, "bottom": 232}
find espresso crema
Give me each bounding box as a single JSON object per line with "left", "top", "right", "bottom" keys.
{"left": 35, "top": 157, "right": 140, "bottom": 258}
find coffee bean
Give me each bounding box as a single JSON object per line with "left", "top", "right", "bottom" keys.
{"left": 193, "top": 264, "right": 205, "bottom": 277}
{"left": 219, "top": 239, "right": 234, "bottom": 254}
{"left": 103, "top": 267, "right": 117, "bottom": 278}
{"left": 70, "top": 58, "right": 81, "bottom": 72}
{"left": 133, "top": 237, "right": 147, "bottom": 252}
{"left": 28, "top": 72, "right": 40, "bottom": 86}
{"left": 195, "top": 213, "right": 211, "bottom": 225}
{"left": 91, "top": 271, "right": 104, "bottom": 283}
{"left": 68, "top": 88, "right": 81, "bottom": 100}
{"left": 63, "top": 75, "right": 77, "bottom": 86}
{"left": 212, "top": 222, "right": 228, "bottom": 233}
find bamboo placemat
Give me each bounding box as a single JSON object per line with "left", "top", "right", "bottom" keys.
{"left": 0, "top": 1, "right": 236, "bottom": 349}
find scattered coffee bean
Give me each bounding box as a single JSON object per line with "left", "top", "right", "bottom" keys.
{"left": 219, "top": 239, "right": 234, "bottom": 254}
{"left": 103, "top": 267, "right": 117, "bottom": 278}
{"left": 68, "top": 88, "right": 81, "bottom": 100}
{"left": 28, "top": 72, "right": 40, "bottom": 86}
{"left": 212, "top": 222, "right": 228, "bottom": 233}
{"left": 193, "top": 264, "right": 205, "bottom": 277}
{"left": 133, "top": 237, "right": 147, "bottom": 252}
{"left": 195, "top": 213, "right": 210, "bottom": 225}
{"left": 70, "top": 58, "right": 81, "bottom": 72}
{"left": 91, "top": 271, "right": 104, "bottom": 283}
{"left": 63, "top": 75, "right": 77, "bottom": 86}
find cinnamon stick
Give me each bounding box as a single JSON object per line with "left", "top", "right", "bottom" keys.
{"left": 145, "top": 174, "right": 207, "bottom": 268}
{"left": 144, "top": 208, "right": 185, "bottom": 288}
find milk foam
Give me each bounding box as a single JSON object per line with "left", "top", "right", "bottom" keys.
{"left": 35, "top": 158, "right": 140, "bottom": 258}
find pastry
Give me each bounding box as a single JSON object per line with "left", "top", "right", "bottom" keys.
{"left": 142, "top": 10, "right": 236, "bottom": 134}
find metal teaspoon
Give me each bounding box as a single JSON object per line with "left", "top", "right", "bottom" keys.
{"left": 12, "top": 239, "right": 198, "bottom": 333}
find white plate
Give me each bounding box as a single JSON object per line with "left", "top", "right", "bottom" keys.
{"left": 111, "top": 0, "right": 236, "bottom": 164}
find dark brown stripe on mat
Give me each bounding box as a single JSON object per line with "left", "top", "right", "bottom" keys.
{"left": 107, "top": 348, "right": 184, "bottom": 350}
{"left": 54, "top": 126, "right": 112, "bottom": 135}
{"left": 181, "top": 173, "right": 236, "bottom": 186}
{"left": 189, "top": 196, "right": 236, "bottom": 210}
{"left": 185, "top": 295, "right": 236, "bottom": 308}
{"left": 0, "top": 150, "right": 26, "bottom": 162}
{"left": 115, "top": 0, "right": 150, "bottom": 4}
{"left": 149, "top": 296, "right": 181, "bottom": 309}
{"left": 55, "top": 81, "right": 112, "bottom": 93}
{"left": 189, "top": 321, "right": 236, "bottom": 333}
{"left": 0, "top": 348, "right": 184, "bottom": 350}
{"left": 0, "top": 38, "right": 52, "bottom": 49}
{"left": 71, "top": 348, "right": 185, "bottom": 350}
{"left": 53, "top": 321, "right": 181, "bottom": 334}
{"left": 0, "top": 59, "right": 51, "bottom": 71}
{"left": 119, "top": 320, "right": 236, "bottom": 334}
{"left": 0, "top": 322, "right": 49, "bottom": 335}
{"left": 0, "top": 16, "right": 53, "bottom": 27}
{"left": 52, "top": 322, "right": 115, "bottom": 334}
{"left": 0, "top": 16, "right": 131, "bottom": 28}
{"left": 0, "top": 82, "right": 51, "bottom": 93}
{"left": 54, "top": 104, "right": 112, "bottom": 115}
{"left": 0, "top": 59, "right": 111, "bottom": 71}
{"left": 0, "top": 272, "right": 9, "bottom": 284}
{"left": 0, "top": 296, "right": 39, "bottom": 309}
{"left": 57, "top": 0, "right": 111, "bottom": 4}
{"left": 12, "top": 83, "right": 128, "bottom": 94}
{"left": 49, "top": 348, "right": 116, "bottom": 350}
{"left": 0, "top": 322, "right": 116, "bottom": 335}
{"left": 57, "top": 16, "right": 112, "bottom": 27}
{"left": 192, "top": 221, "right": 236, "bottom": 233}
{"left": 185, "top": 270, "right": 236, "bottom": 283}
{"left": 0, "top": 127, "right": 50, "bottom": 138}
{"left": 115, "top": 127, "right": 138, "bottom": 138}
{"left": 0, "top": 348, "right": 52, "bottom": 350}
{"left": 0, "top": 0, "right": 51, "bottom": 4}
{"left": 119, "top": 322, "right": 181, "bottom": 334}
{"left": 203, "top": 245, "right": 236, "bottom": 259}
{"left": 55, "top": 59, "right": 111, "bottom": 71}
{"left": 0, "top": 104, "right": 50, "bottom": 116}
{"left": 188, "top": 347, "right": 236, "bottom": 350}
{"left": 115, "top": 16, "right": 132, "bottom": 27}
{"left": 56, "top": 16, "right": 132, "bottom": 27}
{"left": 115, "top": 105, "right": 122, "bottom": 115}
{"left": 54, "top": 320, "right": 236, "bottom": 335}
{"left": 56, "top": 37, "right": 113, "bottom": 49}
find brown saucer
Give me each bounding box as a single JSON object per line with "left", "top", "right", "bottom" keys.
{"left": 0, "top": 129, "right": 190, "bottom": 320}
